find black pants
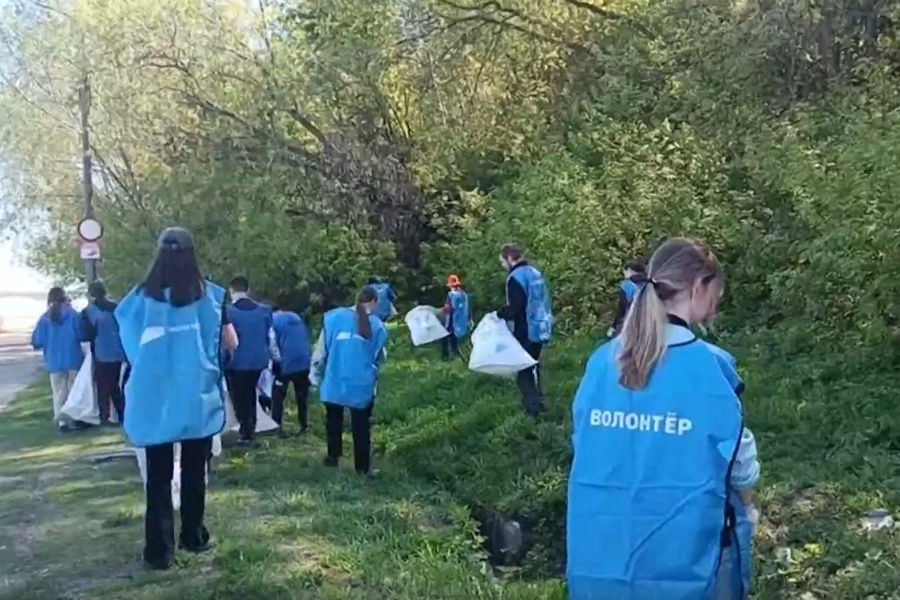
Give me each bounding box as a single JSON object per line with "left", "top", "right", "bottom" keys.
{"left": 144, "top": 437, "right": 211, "bottom": 567}
{"left": 516, "top": 342, "right": 545, "bottom": 417}
{"left": 272, "top": 370, "right": 311, "bottom": 430}
{"left": 325, "top": 402, "right": 373, "bottom": 474}
{"left": 441, "top": 332, "right": 461, "bottom": 359}
{"left": 226, "top": 369, "right": 261, "bottom": 441}
{"left": 94, "top": 360, "right": 124, "bottom": 424}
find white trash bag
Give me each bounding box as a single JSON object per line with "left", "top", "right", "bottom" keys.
{"left": 61, "top": 348, "right": 100, "bottom": 425}
{"left": 257, "top": 368, "right": 275, "bottom": 399}
{"left": 223, "top": 372, "right": 279, "bottom": 433}
{"left": 405, "top": 306, "right": 450, "bottom": 346}
{"left": 468, "top": 313, "right": 537, "bottom": 377}
{"left": 134, "top": 443, "right": 183, "bottom": 510}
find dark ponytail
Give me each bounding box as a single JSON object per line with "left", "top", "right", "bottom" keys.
{"left": 47, "top": 287, "right": 66, "bottom": 324}
{"left": 356, "top": 286, "right": 378, "bottom": 341}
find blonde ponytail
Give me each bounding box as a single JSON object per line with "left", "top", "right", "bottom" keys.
{"left": 618, "top": 281, "right": 668, "bottom": 390}
{"left": 617, "top": 238, "right": 724, "bottom": 390}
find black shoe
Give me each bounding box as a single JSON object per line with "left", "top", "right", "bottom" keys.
{"left": 144, "top": 558, "right": 173, "bottom": 571}
{"left": 295, "top": 428, "right": 308, "bottom": 437}
{"left": 179, "top": 528, "right": 212, "bottom": 553}
{"left": 323, "top": 456, "right": 339, "bottom": 467}
{"left": 235, "top": 438, "right": 254, "bottom": 448}
{"left": 57, "top": 423, "right": 71, "bottom": 434}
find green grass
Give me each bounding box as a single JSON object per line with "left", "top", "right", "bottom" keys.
{"left": 2, "top": 325, "right": 900, "bottom": 598}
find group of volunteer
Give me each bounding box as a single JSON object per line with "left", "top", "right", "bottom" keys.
{"left": 29, "top": 226, "right": 759, "bottom": 599}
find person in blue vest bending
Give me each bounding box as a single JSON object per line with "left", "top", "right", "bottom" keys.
{"left": 80, "top": 280, "right": 126, "bottom": 426}
{"left": 31, "top": 287, "right": 84, "bottom": 433}
{"left": 311, "top": 286, "right": 388, "bottom": 476}
{"left": 607, "top": 259, "right": 646, "bottom": 337}
{"left": 567, "top": 238, "right": 760, "bottom": 600}
{"left": 270, "top": 301, "right": 312, "bottom": 434}
{"left": 367, "top": 277, "right": 396, "bottom": 322}
{"left": 115, "top": 227, "right": 238, "bottom": 571}
{"left": 496, "top": 243, "right": 553, "bottom": 417}
{"left": 225, "top": 276, "right": 281, "bottom": 446}
{"left": 441, "top": 274, "right": 471, "bottom": 360}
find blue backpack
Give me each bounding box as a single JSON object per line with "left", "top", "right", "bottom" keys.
{"left": 509, "top": 265, "right": 553, "bottom": 343}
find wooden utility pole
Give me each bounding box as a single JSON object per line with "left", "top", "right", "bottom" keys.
{"left": 78, "top": 71, "right": 96, "bottom": 284}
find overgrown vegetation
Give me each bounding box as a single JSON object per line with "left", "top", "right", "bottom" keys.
{"left": 2, "top": 0, "right": 899, "bottom": 330}
{"left": 4, "top": 329, "right": 900, "bottom": 599}
{"left": 3, "top": 0, "right": 900, "bottom": 598}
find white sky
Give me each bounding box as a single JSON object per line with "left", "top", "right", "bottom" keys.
{"left": 0, "top": 239, "right": 49, "bottom": 293}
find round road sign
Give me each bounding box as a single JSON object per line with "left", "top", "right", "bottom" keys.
{"left": 77, "top": 218, "right": 103, "bottom": 242}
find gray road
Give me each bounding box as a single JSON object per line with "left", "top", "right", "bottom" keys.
{"left": 0, "top": 333, "right": 40, "bottom": 413}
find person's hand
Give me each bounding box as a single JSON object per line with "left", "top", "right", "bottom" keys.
{"left": 746, "top": 503, "right": 760, "bottom": 535}
{"left": 606, "top": 327, "right": 615, "bottom": 338}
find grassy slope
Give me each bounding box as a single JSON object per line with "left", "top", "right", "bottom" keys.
{"left": 1, "top": 325, "right": 900, "bottom": 599}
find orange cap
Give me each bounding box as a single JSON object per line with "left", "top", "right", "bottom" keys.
{"left": 447, "top": 274, "right": 461, "bottom": 288}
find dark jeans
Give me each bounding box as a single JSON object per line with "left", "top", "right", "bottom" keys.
{"left": 441, "top": 332, "right": 461, "bottom": 359}
{"left": 325, "top": 402, "right": 373, "bottom": 474}
{"left": 272, "top": 370, "right": 311, "bottom": 430}
{"left": 94, "top": 360, "right": 124, "bottom": 424}
{"left": 516, "top": 341, "right": 545, "bottom": 417}
{"left": 144, "top": 437, "right": 211, "bottom": 568}
{"left": 226, "top": 369, "right": 261, "bottom": 441}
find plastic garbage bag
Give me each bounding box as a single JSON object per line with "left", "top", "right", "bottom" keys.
{"left": 405, "top": 306, "right": 450, "bottom": 346}
{"left": 60, "top": 348, "right": 100, "bottom": 425}
{"left": 257, "top": 368, "right": 275, "bottom": 399}
{"left": 223, "top": 375, "right": 279, "bottom": 434}
{"left": 134, "top": 443, "right": 182, "bottom": 509}
{"left": 468, "top": 313, "right": 537, "bottom": 377}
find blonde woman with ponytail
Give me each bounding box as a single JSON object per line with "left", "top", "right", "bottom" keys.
{"left": 567, "top": 238, "right": 760, "bottom": 600}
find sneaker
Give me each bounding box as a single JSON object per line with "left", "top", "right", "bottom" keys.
{"left": 235, "top": 438, "right": 254, "bottom": 448}
{"left": 57, "top": 422, "right": 71, "bottom": 434}
{"left": 323, "top": 456, "right": 339, "bottom": 467}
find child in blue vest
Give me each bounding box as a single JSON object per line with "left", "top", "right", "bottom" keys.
{"left": 367, "top": 277, "right": 396, "bottom": 322}
{"left": 607, "top": 259, "right": 646, "bottom": 337}
{"left": 441, "top": 274, "right": 471, "bottom": 360}
{"left": 311, "top": 286, "right": 388, "bottom": 476}
{"left": 225, "top": 276, "right": 281, "bottom": 446}
{"left": 496, "top": 243, "right": 553, "bottom": 417}
{"left": 115, "top": 227, "right": 238, "bottom": 571}
{"left": 80, "top": 279, "right": 126, "bottom": 425}
{"left": 270, "top": 301, "right": 312, "bottom": 434}
{"left": 567, "top": 238, "right": 760, "bottom": 600}
{"left": 31, "top": 287, "right": 84, "bottom": 432}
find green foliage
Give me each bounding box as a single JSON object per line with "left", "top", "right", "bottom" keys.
{"left": 7, "top": 322, "right": 900, "bottom": 598}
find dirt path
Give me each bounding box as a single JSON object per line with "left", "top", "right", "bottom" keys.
{"left": 0, "top": 332, "right": 39, "bottom": 414}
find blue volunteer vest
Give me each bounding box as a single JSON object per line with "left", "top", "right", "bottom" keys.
{"left": 567, "top": 324, "right": 749, "bottom": 600}
{"left": 31, "top": 306, "right": 84, "bottom": 373}
{"left": 116, "top": 283, "right": 227, "bottom": 447}
{"left": 273, "top": 311, "right": 312, "bottom": 374}
{"left": 319, "top": 307, "right": 388, "bottom": 409}
{"left": 227, "top": 302, "right": 272, "bottom": 371}
{"left": 370, "top": 283, "right": 394, "bottom": 321}
{"left": 445, "top": 289, "right": 470, "bottom": 338}
{"left": 620, "top": 279, "right": 639, "bottom": 303}
{"left": 85, "top": 303, "right": 126, "bottom": 363}
{"left": 508, "top": 265, "right": 553, "bottom": 343}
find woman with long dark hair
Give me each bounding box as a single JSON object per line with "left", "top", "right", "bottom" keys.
{"left": 310, "top": 286, "right": 387, "bottom": 475}
{"left": 115, "top": 227, "right": 238, "bottom": 570}
{"left": 31, "top": 286, "right": 84, "bottom": 432}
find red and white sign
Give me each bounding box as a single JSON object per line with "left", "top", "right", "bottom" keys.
{"left": 77, "top": 218, "right": 103, "bottom": 243}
